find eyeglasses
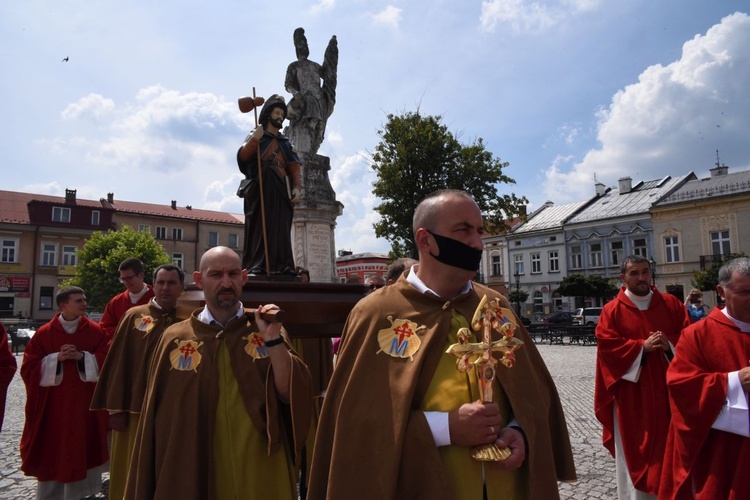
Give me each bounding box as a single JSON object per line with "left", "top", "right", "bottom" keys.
{"left": 118, "top": 274, "right": 138, "bottom": 284}
{"left": 368, "top": 283, "right": 384, "bottom": 290}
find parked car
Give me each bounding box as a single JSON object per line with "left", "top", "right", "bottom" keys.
{"left": 543, "top": 312, "right": 574, "bottom": 324}
{"left": 573, "top": 307, "right": 603, "bottom": 325}
{"left": 518, "top": 315, "right": 532, "bottom": 326}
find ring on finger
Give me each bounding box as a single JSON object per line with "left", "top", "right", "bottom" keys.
{"left": 489, "top": 426, "right": 494, "bottom": 434}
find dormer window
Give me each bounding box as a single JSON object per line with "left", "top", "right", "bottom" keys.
{"left": 52, "top": 206, "right": 71, "bottom": 223}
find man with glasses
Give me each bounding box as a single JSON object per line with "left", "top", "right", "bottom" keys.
{"left": 99, "top": 258, "right": 155, "bottom": 342}
{"left": 364, "top": 274, "right": 385, "bottom": 293}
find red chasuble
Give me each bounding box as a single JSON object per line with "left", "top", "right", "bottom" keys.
{"left": 20, "top": 314, "right": 109, "bottom": 483}
{"left": 0, "top": 324, "right": 16, "bottom": 431}
{"left": 660, "top": 308, "right": 750, "bottom": 499}
{"left": 594, "top": 286, "right": 688, "bottom": 494}
{"left": 99, "top": 287, "right": 154, "bottom": 342}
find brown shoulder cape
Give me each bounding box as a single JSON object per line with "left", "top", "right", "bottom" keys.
{"left": 125, "top": 308, "right": 313, "bottom": 499}
{"left": 308, "top": 278, "right": 576, "bottom": 500}
{"left": 91, "top": 302, "right": 177, "bottom": 413}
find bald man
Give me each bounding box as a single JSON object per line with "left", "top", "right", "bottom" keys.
{"left": 126, "top": 247, "right": 312, "bottom": 499}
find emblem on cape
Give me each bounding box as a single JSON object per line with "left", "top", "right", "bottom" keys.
{"left": 134, "top": 314, "right": 155, "bottom": 334}
{"left": 243, "top": 333, "right": 270, "bottom": 360}
{"left": 446, "top": 295, "right": 524, "bottom": 462}
{"left": 376, "top": 316, "right": 426, "bottom": 361}
{"left": 169, "top": 339, "right": 203, "bottom": 372}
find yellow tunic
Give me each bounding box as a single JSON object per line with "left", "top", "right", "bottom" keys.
{"left": 213, "top": 341, "right": 297, "bottom": 499}
{"left": 420, "top": 310, "right": 524, "bottom": 500}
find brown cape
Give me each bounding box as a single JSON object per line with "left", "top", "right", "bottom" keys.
{"left": 308, "top": 278, "right": 576, "bottom": 499}
{"left": 125, "top": 308, "right": 313, "bottom": 499}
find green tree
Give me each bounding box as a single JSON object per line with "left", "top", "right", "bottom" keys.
{"left": 558, "top": 273, "right": 618, "bottom": 304}
{"left": 63, "top": 225, "right": 170, "bottom": 312}
{"left": 507, "top": 289, "right": 529, "bottom": 305}
{"left": 692, "top": 252, "right": 746, "bottom": 292}
{"left": 371, "top": 110, "right": 527, "bottom": 257}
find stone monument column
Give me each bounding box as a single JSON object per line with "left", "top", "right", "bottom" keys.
{"left": 292, "top": 152, "right": 343, "bottom": 283}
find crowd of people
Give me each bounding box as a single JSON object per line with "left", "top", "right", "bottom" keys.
{"left": 0, "top": 189, "right": 747, "bottom": 499}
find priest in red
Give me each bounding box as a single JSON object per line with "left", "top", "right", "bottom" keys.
{"left": 20, "top": 286, "right": 109, "bottom": 499}
{"left": 594, "top": 255, "right": 689, "bottom": 498}
{"left": 0, "top": 322, "right": 17, "bottom": 431}
{"left": 99, "top": 257, "right": 154, "bottom": 342}
{"left": 660, "top": 257, "right": 750, "bottom": 499}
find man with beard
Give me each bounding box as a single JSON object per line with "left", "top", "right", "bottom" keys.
{"left": 126, "top": 247, "right": 312, "bottom": 499}
{"left": 660, "top": 257, "right": 750, "bottom": 498}
{"left": 100, "top": 257, "right": 155, "bottom": 342}
{"left": 237, "top": 95, "right": 302, "bottom": 275}
{"left": 91, "top": 264, "right": 184, "bottom": 500}
{"left": 309, "top": 190, "right": 576, "bottom": 499}
{"left": 20, "top": 286, "right": 109, "bottom": 499}
{"left": 594, "top": 255, "right": 689, "bottom": 498}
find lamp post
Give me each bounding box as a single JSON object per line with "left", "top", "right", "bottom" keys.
{"left": 513, "top": 270, "right": 521, "bottom": 316}
{"left": 649, "top": 257, "right": 658, "bottom": 287}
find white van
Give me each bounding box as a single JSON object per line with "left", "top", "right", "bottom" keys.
{"left": 573, "top": 307, "right": 603, "bottom": 325}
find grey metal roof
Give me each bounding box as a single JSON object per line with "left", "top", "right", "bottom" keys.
{"left": 655, "top": 168, "right": 750, "bottom": 206}
{"left": 567, "top": 174, "right": 692, "bottom": 224}
{"left": 512, "top": 200, "right": 589, "bottom": 234}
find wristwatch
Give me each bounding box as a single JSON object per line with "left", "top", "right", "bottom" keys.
{"left": 264, "top": 336, "right": 285, "bottom": 347}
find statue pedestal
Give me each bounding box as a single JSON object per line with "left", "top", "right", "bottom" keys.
{"left": 178, "top": 281, "right": 366, "bottom": 339}
{"left": 292, "top": 153, "right": 344, "bottom": 283}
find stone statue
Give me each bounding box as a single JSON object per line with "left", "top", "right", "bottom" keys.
{"left": 284, "top": 28, "right": 338, "bottom": 156}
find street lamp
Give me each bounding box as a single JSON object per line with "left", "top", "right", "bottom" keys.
{"left": 513, "top": 270, "right": 521, "bottom": 316}
{"left": 649, "top": 257, "right": 658, "bottom": 286}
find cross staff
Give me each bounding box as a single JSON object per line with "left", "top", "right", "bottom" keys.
{"left": 446, "top": 295, "right": 524, "bottom": 461}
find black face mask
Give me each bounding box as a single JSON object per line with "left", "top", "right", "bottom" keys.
{"left": 427, "top": 230, "right": 483, "bottom": 271}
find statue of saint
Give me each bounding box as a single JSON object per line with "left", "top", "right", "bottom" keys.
{"left": 237, "top": 95, "right": 301, "bottom": 276}
{"left": 284, "top": 28, "right": 338, "bottom": 156}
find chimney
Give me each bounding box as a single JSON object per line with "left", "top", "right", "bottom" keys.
{"left": 65, "top": 189, "right": 77, "bottom": 204}
{"left": 595, "top": 182, "right": 606, "bottom": 196}
{"left": 618, "top": 177, "right": 632, "bottom": 194}
{"left": 107, "top": 193, "right": 114, "bottom": 203}
{"left": 171, "top": 200, "right": 177, "bottom": 210}
{"left": 518, "top": 205, "right": 527, "bottom": 218}
{"left": 710, "top": 165, "right": 729, "bottom": 177}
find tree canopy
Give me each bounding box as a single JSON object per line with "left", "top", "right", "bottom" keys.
{"left": 63, "top": 225, "right": 170, "bottom": 312}
{"left": 557, "top": 273, "right": 618, "bottom": 301}
{"left": 370, "top": 110, "right": 527, "bottom": 257}
{"left": 692, "top": 252, "right": 746, "bottom": 292}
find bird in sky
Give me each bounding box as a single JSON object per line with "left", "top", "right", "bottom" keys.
{"left": 62, "top": 57, "right": 69, "bottom": 62}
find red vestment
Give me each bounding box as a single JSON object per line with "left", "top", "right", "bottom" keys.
{"left": 20, "top": 314, "right": 109, "bottom": 483}
{"left": 99, "top": 287, "right": 154, "bottom": 342}
{"left": 660, "top": 308, "right": 750, "bottom": 499}
{"left": 594, "top": 286, "right": 688, "bottom": 494}
{"left": 0, "top": 323, "right": 17, "bottom": 431}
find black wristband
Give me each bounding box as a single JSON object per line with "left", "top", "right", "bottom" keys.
{"left": 264, "top": 336, "right": 285, "bottom": 347}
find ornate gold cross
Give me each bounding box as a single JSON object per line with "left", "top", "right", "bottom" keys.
{"left": 446, "top": 295, "right": 524, "bottom": 461}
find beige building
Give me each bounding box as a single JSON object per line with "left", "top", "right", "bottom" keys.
{"left": 0, "top": 189, "right": 243, "bottom": 321}
{"left": 651, "top": 164, "right": 750, "bottom": 307}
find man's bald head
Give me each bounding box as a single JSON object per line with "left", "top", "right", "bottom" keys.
{"left": 199, "top": 246, "right": 241, "bottom": 273}
{"left": 412, "top": 189, "right": 477, "bottom": 240}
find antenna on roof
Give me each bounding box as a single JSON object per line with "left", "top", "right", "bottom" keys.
{"left": 716, "top": 149, "right": 721, "bottom": 169}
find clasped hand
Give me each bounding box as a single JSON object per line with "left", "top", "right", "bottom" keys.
{"left": 58, "top": 344, "right": 83, "bottom": 361}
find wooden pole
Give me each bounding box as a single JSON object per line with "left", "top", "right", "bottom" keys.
{"left": 253, "top": 87, "right": 272, "bottom": 275}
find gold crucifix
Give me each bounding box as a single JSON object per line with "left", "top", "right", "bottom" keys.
{"left": 446, "top": 295, "right": 524, "bottom": 461}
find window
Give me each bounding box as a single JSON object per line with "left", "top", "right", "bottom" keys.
{"left": 62, "top": 245, "right": 77, "bottom": 266}
{"left": 710, "top": 230, "right": 731, "bottom": 256}
{"left": 52, "top": 207, "right": 71, "bottom": 223}
{"left": 208, "top": 231, "right": 219, "bottom": 247}
{"left": 531, "top": 253, "right": 541, "bottom": 274}
{"left": 665, "top": 236, "right": 680, "bottom": 263}
{"left": 172, "top": 253, "right": 184, "bottom": 269}
{"left": 1, "top": 239, "right": 18, "bottom": 263}
{"left": 633, "top": 238, "right": 647, "bottom": 257}
{"left": 590, "top": 243, "right": 603, "bottom": 267}
{"left": 533, "top": 291, "right": 544, "bottom": 313}
{"left": 548, "top": 251, "right": 559, "bottom": 272}
{"left": 491, "top": 254, "right": 502, "bottom": 276}
{"left": 610, "top": 241, "right": 623, "bottom": 266}
{"left": 172, "top": 228, "right": 183, "bottom": 241}
{"left": 39, "top": 286, "right": 54, "bottom": 310}
{"left": 513, "top": 254, "right": 524, "bottom": 275}
{"left": 228, "top": 233, "right": 239, "bottom": 249}
{"left": 137, "top": 224, "right": 150, "bottom": 234}
{"left": 41, "top": 243, "right": 57, "bottom": 266}
{"left": 156, "top": 226, "right": 167, "bottom": 240}
{"left": 91, "top": 210, "right": 100, "bottom": 226}
{"left": 570, "top": 246, "right": 582, "bottom": 269}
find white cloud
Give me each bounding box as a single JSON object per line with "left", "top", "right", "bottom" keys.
{"left": 61, "top": 94, "right": 116, "bottom": 121}
{"left": 309, "top": 0, "right": 335, "bottom": 15}
{"left": 543, "top": 12, "right": 750, "bottom": 201}
{"left": 370, "top": 5, "right": 402, "bottom": 30}
{"left": 479, "top": 0, "right": 601, "bottom": 33}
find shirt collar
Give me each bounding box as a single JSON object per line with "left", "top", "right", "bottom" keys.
{"left": 406, "top": 264, "right": 473, "bottom": 299}
{"left": 197, "top": 301, "right": 245, "bottom": 327}
{"left": 721, "top": 307, "right": 750, "bottom": 333}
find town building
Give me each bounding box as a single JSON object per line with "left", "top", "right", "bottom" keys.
{"left": 335, "top": 250, "right": 389, "bottom": 282}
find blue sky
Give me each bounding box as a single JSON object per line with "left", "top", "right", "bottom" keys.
{"left": 2, "top": 1, "right": 749, "bottom": 254}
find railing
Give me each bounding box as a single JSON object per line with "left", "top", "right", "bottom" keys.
{"left": 699, "top": 254, "right": 731, "bottom": 270}
{"left": 525, "top": 324, "right": 596, "bottom": 345}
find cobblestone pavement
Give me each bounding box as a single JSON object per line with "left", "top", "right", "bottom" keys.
{"left": 0, "top": 344, "right": 615, "bottom": 499}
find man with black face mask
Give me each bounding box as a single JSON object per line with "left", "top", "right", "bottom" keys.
{"left": 309, "top": 189, "right": 576, "bottom": 499}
